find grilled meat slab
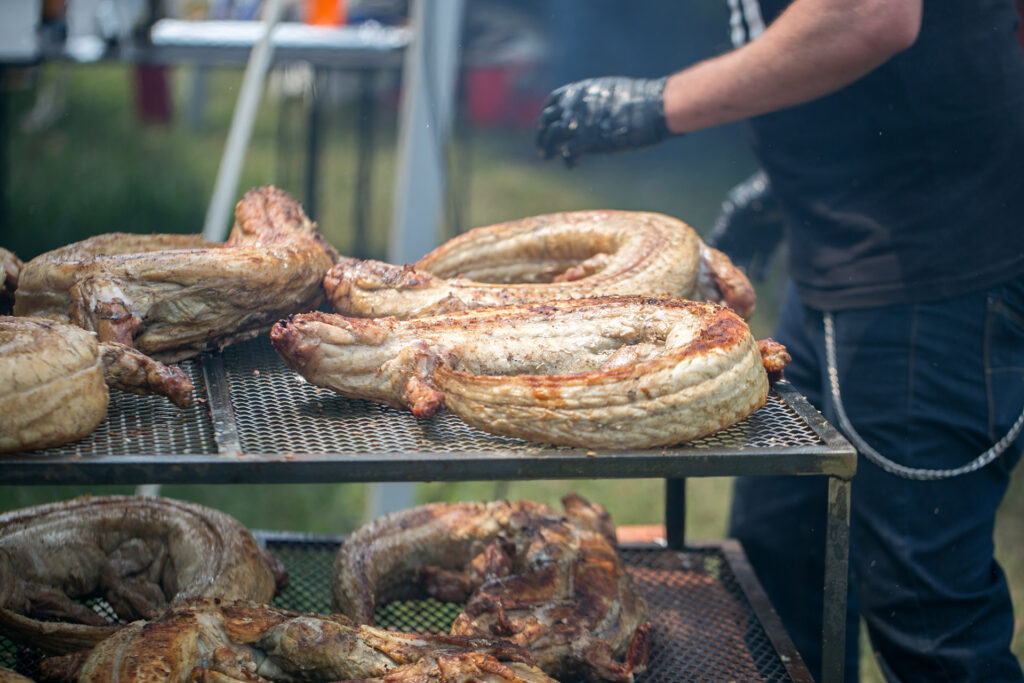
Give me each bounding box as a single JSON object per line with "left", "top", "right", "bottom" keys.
{"left": 332, "top": 494, "right": 650, "bottom": 683}
{"left": 0, "top": 496, "right": 281, "bottom": 654}
{"left": 0, "top": 248, "right": 21, "bottom": 313}
{"left": 0, "top": 317, "right": 108, "bottom": 453}
{"left": 325, "top": 210, "right": 755, "bottom": 319}
{"left": 13, "top": 186, "right": 337, "bottom": 362}
{"left": 271, "top": 296, "right": 779, "bottom": 449}
{"left": 38, "top": 599, "right": 556, "bottom": 683}
{"left": 0, "top": 317, "right": 193, "bottom": 452}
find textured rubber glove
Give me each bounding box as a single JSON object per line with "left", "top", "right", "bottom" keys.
{"left": 536, "top": 76, "right": 672, "bottom": 167}
{"left": 705, "top": 170, "right": 785, "bottom": 281}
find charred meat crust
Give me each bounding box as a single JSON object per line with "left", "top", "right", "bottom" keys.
{"left": 38, "top": 598, "right": 557, "bottom": 683}
{"left": 332, "top": 495, "right": 650, "bottom": 683}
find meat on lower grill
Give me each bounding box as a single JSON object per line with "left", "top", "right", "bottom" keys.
{"left": 37, "top": 599, "right": 557, "bottom": 683}
{"left": 332, "top": 494, "right": 650, "bottom": 683}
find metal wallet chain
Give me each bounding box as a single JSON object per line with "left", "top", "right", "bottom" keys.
{"left": 823, "top": 312, "right": 1024, "bottom": 480}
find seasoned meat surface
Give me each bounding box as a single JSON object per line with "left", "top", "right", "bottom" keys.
{"left": 0, "top": 496, "right": 280, "bottom": 655}
{"left": 98, "top": 340, "right": 193, "bottom": 408}
{"left": 271, "top": 296, "right": 779, "bottom": 449}
{"left": 325, "top": 210, "right": 755, "bottom": 319}
{"left": 332, "top": 494, "right": 650, "bottom": 683}
{"left": 38, "top": 599, "right": 557, "bottom": 683}
{"left": 0, "top": 317, "right": 108, "bottom": 453}
{"left": 0, "top": 317, "right": 193, "bottom": 452}
{"left": 14, "top": 186, "right": 337, "bottom": 362}
{"left": 0, "top": 248, "right": 22, "bottom": 313}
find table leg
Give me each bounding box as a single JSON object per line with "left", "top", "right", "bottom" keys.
{"left": 821, "top": 475, "right": 851, "bottom": 683}
{"left": 304, "top": 67, "right": 323, "bottom": 221}
{"left": 664, "top": 478, "right": 687, "bottom": 550}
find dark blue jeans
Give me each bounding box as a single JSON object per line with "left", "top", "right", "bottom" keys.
{"left": 730, "top": 276, "right": 1024, "bottom": 682}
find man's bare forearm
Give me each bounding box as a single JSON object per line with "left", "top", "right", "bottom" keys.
{"left": 663, "top": 0, "right": 922, "bottom": 134}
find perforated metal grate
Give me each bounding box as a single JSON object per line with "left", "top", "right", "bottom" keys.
{"left": 15, "top": 358, "right": 215, "bottom": 457}
{"left": 255, "top": 535, "right": 812, "bottom": 683}
{"left": 0, "top": 536, "right": 807, "bottom": 681}
{"left": 225, "top": 338, "right": 824, "bottom": 455}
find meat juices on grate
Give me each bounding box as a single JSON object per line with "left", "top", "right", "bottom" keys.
{"left": 324, "top": 209, "right": 756, "bottom": 320}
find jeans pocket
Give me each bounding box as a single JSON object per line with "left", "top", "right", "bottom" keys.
{"left": 984, "top": 278, "right": 1024, "bottom": 471}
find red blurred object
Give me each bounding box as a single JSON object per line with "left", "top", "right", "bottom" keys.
{"left": 1017, "top": 0, "right": 1024, "bottom": 48}
{"left": 616, "top": 525, "right": 666, "bottom": 545}
{"left": 134, "top": 65, "right": 172, "bottom": 125}
{"left": 464, "top": 65, "right": 546, "bottom": 128}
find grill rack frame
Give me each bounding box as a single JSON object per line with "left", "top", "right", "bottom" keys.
{"left": 0, "top": 533, "right": 816, "bottom": 683}
{"left": 0, "top": 337, "right": 855, "bottom": 486}
{"left": 0, "top": 337, "right": 855, "bottom": 683}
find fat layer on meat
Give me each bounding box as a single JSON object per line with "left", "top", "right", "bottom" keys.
{"left": 271, "top": 296, "right": 770, "bottom": 449}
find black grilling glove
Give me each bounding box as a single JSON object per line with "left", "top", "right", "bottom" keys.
{"left": 536, "top": 76, "right": 673, "bottom": 167}
{"left": 705, "top": 170, "right": 784, "bottom": 281}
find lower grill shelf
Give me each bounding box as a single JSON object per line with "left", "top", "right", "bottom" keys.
{"left": 0, "top": 534, "right": 812, "bottom": 683}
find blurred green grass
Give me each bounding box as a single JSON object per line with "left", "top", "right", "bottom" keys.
{"left": 1, "top": 63, "right": 1020, "bottom": 680}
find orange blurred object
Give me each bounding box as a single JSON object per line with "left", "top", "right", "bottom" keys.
{"left": 305, "top": 0, "right": 347, "bottom": 25}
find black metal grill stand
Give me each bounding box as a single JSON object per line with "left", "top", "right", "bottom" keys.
{"left": 0, "top": 337, "right": 855, "bottom": 683}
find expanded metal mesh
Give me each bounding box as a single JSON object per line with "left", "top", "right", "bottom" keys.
{"left": 0, "top": 536, "right": 802, "bottom": 681}
{"left": 14, "top": 358, "right": 215, "bottom": 457}
{"left": 225, "top": 338, "right": 823, "bottom": 455}
{"left": 1, "top": 338, "right": 827, "bottom": 460}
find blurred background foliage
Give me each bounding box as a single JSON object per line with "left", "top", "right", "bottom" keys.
{"left": 0, "top": 1, "right": 1020, "bottom": 678}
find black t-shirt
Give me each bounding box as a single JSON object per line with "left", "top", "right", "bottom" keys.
{"left": 731, "top": 0, "right": 1024, "bottom": 309}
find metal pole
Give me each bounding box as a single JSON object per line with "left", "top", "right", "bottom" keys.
{"left": 387, "top": 0, "right": 465, "bottom": 263}
{"left": 821, "top": 475, "right": 851, "bottom": 683}
{"left": 202, "top": 0, "right": 284, "bottom": 241}
{"left": 664, "top": 478, "right": 687, "bottom": 549}
{"left": 370, "top": 0, "right": 465, "bottom": 521}
{"left": 304, "top": 67, "right": 323, "bottom": 221}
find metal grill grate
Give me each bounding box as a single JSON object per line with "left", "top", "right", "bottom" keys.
{"left": 261, "top": 535, "right": 811, "bottom": 682}
{"left": 0, "top": 337, "right": 853, "bottom": 487}
{"left": 0, "top": 535, "right": 809, "bottom": 682}
{"left": 15, "top": 358, "right": 215, "bottom": 457}
{"left": 225, "top": 338, "right": 824, "bottom": 455}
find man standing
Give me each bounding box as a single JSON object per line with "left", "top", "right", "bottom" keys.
{"left": 536, "top": 1, "right": 1024, "bottom": 680}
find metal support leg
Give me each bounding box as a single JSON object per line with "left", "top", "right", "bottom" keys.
{"left": 304, "top": 67, "right": 323, "bottom": 221}
{"left": 821, "top": 475, "right": 851, "bottom": 683}
{"left": 353, "top": 70, "right": 376, "bottom": 258}
{"left": 665, "top": 478, "right": 687, "bottom": 550}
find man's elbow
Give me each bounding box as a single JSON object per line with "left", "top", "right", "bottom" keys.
{"left": 862, "top": 0, "right": 923, "bottom": 57}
